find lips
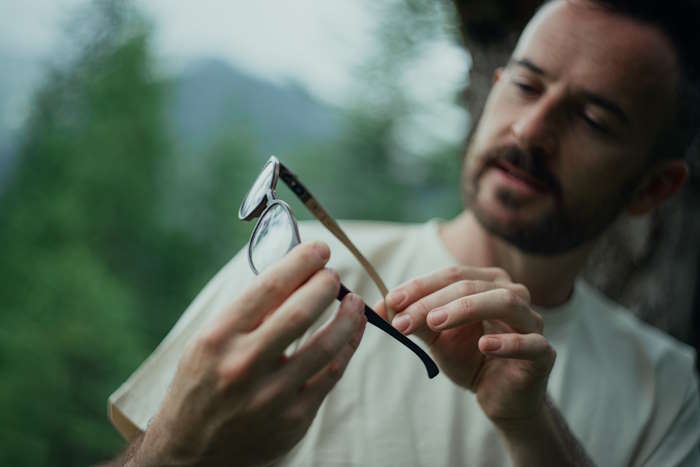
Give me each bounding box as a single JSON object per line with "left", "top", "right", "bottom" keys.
{"left": 492, "top": 160, "right": 553, "bottom": 194}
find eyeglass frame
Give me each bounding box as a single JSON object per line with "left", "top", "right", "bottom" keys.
{"left": 239, "top": 155, "right": 438, "bottom": 379}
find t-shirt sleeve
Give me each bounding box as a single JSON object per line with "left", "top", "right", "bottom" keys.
{"left": 107, "top": 247, "right": 256, "bottom": 440}
{"left": 638, "top": 366, "right": 700, "bottom": 466}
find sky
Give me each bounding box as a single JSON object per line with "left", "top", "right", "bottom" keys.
{"left": 134, "top": 0, "right": 378, "bottom": 104}
{"left": 0, "top": 0, "right": 470, "bottom": 149}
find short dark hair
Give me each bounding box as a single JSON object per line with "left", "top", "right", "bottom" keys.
{"left": 451, "top": 0, "right": 700, "bottom": 164}
{"left": 587, "top": 0, "right": 700, "bottom": 163}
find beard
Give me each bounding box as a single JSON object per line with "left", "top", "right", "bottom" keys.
{"left": 462, "top": 141, "right": 634, "bottom": 256}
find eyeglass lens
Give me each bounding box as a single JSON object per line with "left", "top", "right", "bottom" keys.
{"left": 240, "top": 160, "right": 276, "bottom": 219}
{"left": 250, "top": 203, "right": 298, "bottom": 273}
{"left": 241, "top": 157, "right": 439, "bottom": 378}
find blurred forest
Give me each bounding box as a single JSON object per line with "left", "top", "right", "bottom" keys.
{"left": 0, "top": 1, "right": 697, "bottom": 466}
{"left": 0, "top": 1, "right": 461, "bottom": 465}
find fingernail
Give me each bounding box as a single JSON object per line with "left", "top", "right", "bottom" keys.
{"left": 326, "top": 268, "right": 339, "bottom": 281}
{"left": 386, "top": 291, "right": 406, "bottom": 308}
{"left": 315, "top": 243, "right": 330, "bottom": 261}
{"left": 392, "top": 314, "right": 411, "bottom": 333}
{"left": 482, "top": 336, "right": 501, "bottom": 351}
{"left": 349, "top": 294, "right": 364, "bottom": 313}
{"left": 427, "top": 308, "right": 447, "bottom": 327}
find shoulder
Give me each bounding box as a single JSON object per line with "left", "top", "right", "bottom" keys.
{"left": 561, "top": 282, "right": 700, "bottom": 464}
{"left": 577, "top": 280, "right": 696, "bottom": 374}
{"left": 574, "top": 281, "right": 698, "bottom": 437}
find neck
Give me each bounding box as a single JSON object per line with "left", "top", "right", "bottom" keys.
{"left": 439, "top": 211, "right": 596, "bottom": 307}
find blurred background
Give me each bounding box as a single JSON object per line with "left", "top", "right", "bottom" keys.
{"left": 0, "top": 1, "right": 698, "bottom": 465}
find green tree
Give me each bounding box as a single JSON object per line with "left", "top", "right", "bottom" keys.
{"left": 283, "top": 0, "right": 464, "bottom": 224}
{"left": 0, "top": 1, "right": 205, "bottom": 465}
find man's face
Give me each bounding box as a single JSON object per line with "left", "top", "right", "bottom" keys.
{"left": 463, "top": 0, "right": 680, "bottom": 255}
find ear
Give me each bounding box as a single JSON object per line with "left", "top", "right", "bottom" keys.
{"left": 626, "top": 159, "right": 689, "bottom": 216}
{"left": 493, "top": 67, "right": 505, "bottom": 84}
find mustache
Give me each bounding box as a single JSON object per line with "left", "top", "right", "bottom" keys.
{"left": 478, "top": 145, "right": 562, "bottom": 196}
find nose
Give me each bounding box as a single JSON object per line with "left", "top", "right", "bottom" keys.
{"left": 511, "top": 95, "right": 561, "bottom": 157}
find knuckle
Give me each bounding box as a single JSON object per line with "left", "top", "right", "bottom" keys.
{"left": 217, "top": 351, "right": 257, "bottom": 388}
{"left": 412, "top": 298, "right": 432, "bottom": 319}
{"left": 500, "top": 288, "right": 521, "bottom": 308}
{"left": 286, "top": 305, "right": 313, "bottom": 330}
{"left": 345, "top": 297, "right": 365, "bottom": 324}
{"left": 511, "top": 367, "right": 533, "bottom": 388}
{"left": 533, "top": 313, "right": 544, "bottom": 333}
{"left": 511, "top": 335, "right": 523, "bottom": 354}
{"left": 509, "top": 283, "right": 531, "bottom": 303}
{"left": 349, "top": 327, "right": 364, "bottom": 350}
{"left": 193, "top": 330, "right": 224, "bottom": 356}
{"left": 457, "top": 280, "right": 476, "bottom": 296}
{"left": 215, "top": 365, "right": 239, "bottom": 389}
{"left": 317, "top": 338, "right": 338, "bottom": 363}
{"left": 489, "top": 267, "right": 511, "bottom": 282}
{"left": 298, "top": 245, "right": 318, "bottom": 264}
{"left": 325, "top": 358, "right": 344, "bottom": 381}
{"left": 319, "top": 268, "right": 340, "bottom": 292}
{"left": 300, "top": 242, "right": 325, "bottom": 264}
{"left": 445, "top": 266, "right": 465, "bottom": 283}
{"left": 459, "top": 296, "right": 474, "bottom": 317}
{"left": 283, "top": 403, "right": 311, "bottom": 427}
{"left": 252, "top": 381, "right": 288, "bottom": 412}
{"left": 257, "top": 275, "right": 286, "bottom": 300}
{"left": 406, "top": 277, "right": 424, "bottom": 296}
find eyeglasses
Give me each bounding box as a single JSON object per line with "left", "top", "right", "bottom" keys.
{"left": 239, "top": 156, "right": 438, "bottom": 379}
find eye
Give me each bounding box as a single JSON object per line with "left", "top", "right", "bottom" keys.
{"left": 580, "top": 111, "right": 611, "bottom": 135}
{"left": 513, "top": 81, "right": 539, "bottom": 96}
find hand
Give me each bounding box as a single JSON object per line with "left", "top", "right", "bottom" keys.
{"left": 134, "top": 242, "right": 366, "bottom": 467}
{"left": 376, "top": 266, "right": 555, "bottom": 424}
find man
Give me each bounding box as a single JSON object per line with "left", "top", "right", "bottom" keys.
{"left": 105, "top": 1, "right": 700, "bottom": 465}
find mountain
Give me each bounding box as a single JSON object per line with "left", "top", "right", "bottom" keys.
{"left": 169, "top": 58, "right": 343, "bottom": 156}
{"left": 0, "top": 56, "right": 343, "bottom": 189}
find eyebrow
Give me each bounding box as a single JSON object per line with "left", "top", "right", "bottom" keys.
{"left": 509, "top": 57, "right": 631, "bottom": 126}
{"left": 510, "top": 58, "right": 546, "bottom": 76}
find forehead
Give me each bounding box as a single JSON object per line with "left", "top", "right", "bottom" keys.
{"left": 514, "top": 0, "right": 679, "bottom": 123}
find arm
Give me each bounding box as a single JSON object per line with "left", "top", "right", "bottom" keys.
{"left": 495, "top": 396, "right": 595, "bottom": 467}
{"left": 103, "top": 242, "right": 366, "bottom": 467}
{"left": 378, "top": 266, "right": 597, "bottom": 467}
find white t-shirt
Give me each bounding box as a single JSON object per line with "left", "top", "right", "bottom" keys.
{"left": 109, "top": 220, "right": 700, "bottom": 466}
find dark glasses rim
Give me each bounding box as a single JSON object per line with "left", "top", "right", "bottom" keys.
{"left": 239, "top": 155, "right": 439, "bottom": 379}
{"left": 238, "top": 156, "right": 281, "bottom": 222}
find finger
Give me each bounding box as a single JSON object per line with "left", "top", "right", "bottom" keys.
{"left": 426, "top": 288, "right": 542, "bottom": 334}
{"left": 297, "top": 313, "right": 366, "bottom": 410}
{"left": 283, "top": 293, "right": 366, "bottom": 385}
{"left": 252, "top": 268, "right": 341, "bottom": 359}
{"left": 218, "top": 242, "right": 331, "bottom": 335}
{"left": 385, "top": 266, "right": 512, "bottom": 312}
{"left": 391, "top": 280, "right": 527, "bottom": 336}
{"left": 478, "top": 333, "right": 556, "bottom": 369}
{"left": 373, "top": 297, "right": 389, "bottom": 320}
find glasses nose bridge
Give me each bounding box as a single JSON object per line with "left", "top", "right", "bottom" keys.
{"left": 264, "top": 187, "right": 279, "bottom": 205}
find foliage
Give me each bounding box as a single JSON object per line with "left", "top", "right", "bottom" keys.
{"left": 0, "top": 2, "right": 207, "bottom": 464}
{"left": 0, "top": 0, "right": 464, "bottom": 465}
